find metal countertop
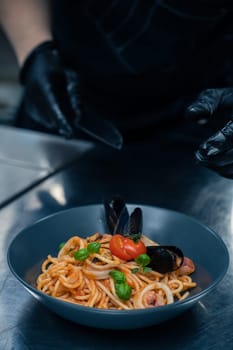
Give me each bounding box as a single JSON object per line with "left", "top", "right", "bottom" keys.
{"left": 1, "top": 121, "right": 233, "bottom": 349}
{"left": 0, "top": 125, "right": 93, "bottom": 207}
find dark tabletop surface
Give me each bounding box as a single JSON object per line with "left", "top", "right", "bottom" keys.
{"left": 1, "top": 120, "right": 233, "bottom": 350}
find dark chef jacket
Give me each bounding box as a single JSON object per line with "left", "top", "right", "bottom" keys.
{"left": 51, "top": 0, "right": 233, "bottom": 134}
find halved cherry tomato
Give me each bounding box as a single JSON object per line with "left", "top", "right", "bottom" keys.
{"left": 109, "top": 234, "right": 146, "bottom": 260}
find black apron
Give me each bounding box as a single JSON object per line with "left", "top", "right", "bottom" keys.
{"left": 51, "top": 1, "right": 233, "bottom": 134}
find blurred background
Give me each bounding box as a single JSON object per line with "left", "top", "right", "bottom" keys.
{"left": 0, "top": 28, "right": 21, "bottom": 125}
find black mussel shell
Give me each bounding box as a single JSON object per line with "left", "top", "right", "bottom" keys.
{"left": 114, "top": 207, "right": 142, "bottom": 238}
{"left": 104, "top": 196, "right": 128, "bottom": 234}
{"left": 127, "top": 208, "right": 143, "bottom": 235}
{"left": 147, "top": 245, "right": 184, "bottom": 274}
{"left": 111, "top": 196, "right": 126, "bottom": 218}
{"left": 114, "top": 205, "right": 130, "bottom": 235}
{"left": 104, "top": 197, "right": 143, "bottom": 239}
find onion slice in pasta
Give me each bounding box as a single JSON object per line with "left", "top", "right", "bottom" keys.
{"left": 82, "top": 267, "right": 113, "bottom": 280}
{"left": 133, "top": 282, "right": 174, "bottom": 308}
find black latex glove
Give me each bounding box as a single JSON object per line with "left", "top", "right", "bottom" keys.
{"left": 186, "top": 87, "right": 233, "bottom": 172}
{"left": 16, "top": 41, "right": 123, "bottom": 149}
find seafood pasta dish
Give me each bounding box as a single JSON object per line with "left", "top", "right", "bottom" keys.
{"left": 37, "top": 233, "right": 196, "bottom": 310}
{"left": 36, "top": 199, "right": 196, "bottom": 310}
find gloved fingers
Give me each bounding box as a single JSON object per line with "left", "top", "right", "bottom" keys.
{"left": 220, "top": 88, "right": 233, "bottom": 110}
{"left": 195, "top": 119, "right": 233, "bottom": 167}
{"left": 18, "top": 41, "right": 76, "bottom": 139}
{"left": 186, "top": 88, "right": 224, "bottom": 121}
{"left": 23, "top": 98, "right": 58, "bottom": 130}
{"left": 64, "top": 69, "right": 124, "bottom": 149}
{"left": 42, "top": 77, "right": 74, "bottom": 139}
{"left": 64, "top": 69, "right": 82, "bottom": 122}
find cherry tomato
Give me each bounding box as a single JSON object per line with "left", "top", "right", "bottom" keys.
{"left": 109, "top": 234, "right": 146, "bottom": 260}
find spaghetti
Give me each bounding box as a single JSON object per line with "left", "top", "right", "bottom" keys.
{"left": 36, "top": 233, "right": 196, "bottom": 310}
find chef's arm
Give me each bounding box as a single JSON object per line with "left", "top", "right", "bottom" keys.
{"left": 0, "top": 0, "right": 52, "bottom": 65}
{"left": 0, "top": 0, "right": 123, "bottom": 147}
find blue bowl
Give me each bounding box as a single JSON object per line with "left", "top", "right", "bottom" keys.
{"left": 7, "top": 204, "right": 229, "bottom": 329}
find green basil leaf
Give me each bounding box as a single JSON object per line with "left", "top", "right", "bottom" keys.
{"left": 74, "top": 248, "right": 89, "bottom": 261}
{"left": 87, "top": 242, "right": 101, "bottom": 254}
{"left": 115, "top": 282, "right": 132, "bottom": 300}
{"left": 135, "top": 253, "right": 151, "bottom": 267}
{"left": 109, "top": 270, "right": 126, "bottom": 283}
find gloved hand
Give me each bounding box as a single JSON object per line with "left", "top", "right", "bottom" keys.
{"left": 15, "top": 41, "right": 123, "bottom": 149}
{"left": 186, "top": 87, "right": 233, "bottom": 174}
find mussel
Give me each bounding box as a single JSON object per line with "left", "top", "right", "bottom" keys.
{"left": 104, "top": 197, "right": 184, "bottom": 273}
{"left": 104, "top": 196, "right": 128, "bottom": 234}
{"left": 104, "top": 196, "right": 142, "bottom": 238}
{"left": 146, "top": 245, "right": 184, "bottom": 274}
